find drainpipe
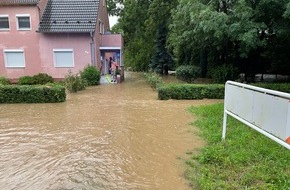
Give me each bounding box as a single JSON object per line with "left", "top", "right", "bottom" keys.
{"left": 90, "top": 31, "right": 96, "bottom": 67}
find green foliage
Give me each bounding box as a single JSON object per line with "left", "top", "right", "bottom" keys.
{"left": 146, "top": 0, "right": 177, "bottom": 74}
{"left": 106, "top": 0, "right": 123, "bottom": 16}
{"left": 169, "top": 0, "right": 290, "bottom": 79}
{"left": 18, "top": 73, "right": 54, "bottom": 85}
{"left": 144, "top": 72, "right": 163, "bottom": 90}
{"left": 157, "top": 84, "right": 224, "bottom": 100}
{"left": 110, "top": 22, "right": 123, "bottom": 34}
{"left": 80, "top": 65, "right": 100, "bottom": 86}
{"left": 120, "top": 0, "right": 290, "bottom": 76}
{"left": 0, "top": 76, "right": 10, "bottom": 85}
{"left": 120, "top": 0, "right": 153, "bottom": 71}
{"left": 18, "top": 76, "right": 35, "bottom": 85}
{"left": 252, "top": 83, "right": 290, "bottom": 93}
{"left": 0, "top": 84, "right": 66, "bottom": 103}
{"left": 209, "top": 64, "right": 239, "bottom": 83}
{"left": 176, "top": 65, "right": 200, "bottom": 83}
{"left": 187, "top": 103, "right": 290, "bottom": 189}
{"left": 32, "top": 73, "right": 53, "bottom": 85}
{"left": 64, "top": 70, "right": 87, "bottom": 93}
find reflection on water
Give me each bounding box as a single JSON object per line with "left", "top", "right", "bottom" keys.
{"left": 0, "top": 72, "right": 219, "bottom": 190}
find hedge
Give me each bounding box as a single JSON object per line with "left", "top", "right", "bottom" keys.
{"left": 0, "top": 76, "right": 10, "bottom": 85}
{"left": 252, "top": 83, "right": 290, "bottom": 93}
{"left": 0, "top": 84, "right": 66, "bottom": 103}
{"left": 176, "top": 65, "right": 200, "bottom": 83}
{"left": 157, "top": 84, "right": 225, "bottom": 100}
{"left": 144, "top": 72, "right": 163, "bottom": 90}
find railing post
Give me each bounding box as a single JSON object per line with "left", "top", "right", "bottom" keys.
{"left": 222, "top": 111, "right": 227, "bottom": 140}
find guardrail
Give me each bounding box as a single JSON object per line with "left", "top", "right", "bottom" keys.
{"left": 222, "top": 81, "right": 290, "bottom": 150}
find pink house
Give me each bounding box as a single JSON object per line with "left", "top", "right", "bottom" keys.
{"left": 0, "top": 0, "right": 123, "bottom": 81}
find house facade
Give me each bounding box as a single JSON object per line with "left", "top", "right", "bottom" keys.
{"left": 0, "top": 0, "right": 123, "bottom": 81}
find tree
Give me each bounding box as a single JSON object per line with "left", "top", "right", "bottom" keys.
{"left": 169, "top": 0, "right": 290, "bottom": 81}
{"left": 110, "top": 21, "right": 123, "bottom": 34}
{"left": 107, "top": 0, "right": 123, "bottom": 16}
{"left": 146, "top": 0, "right": 178, "bottom": 74}
{"left": 118, "top": 0, "right": 153, "bottom": 71}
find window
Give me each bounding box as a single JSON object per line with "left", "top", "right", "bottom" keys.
{"left": 54, "top": 49, "right": 74, "bottom": 67}
{"left": 99, "top": 21, "right": 105, "bottom": 34}
{"left": 99, "top": 21, "right": 103, "bottom": 34}
{"left": 0, "top": 15, "right": 9, "bottom": 30}
{"left": 4, "top": 50, "right": 25, "bottom": 68}
{"left": 16, "top": 14, "right": 31, "bottom": 30}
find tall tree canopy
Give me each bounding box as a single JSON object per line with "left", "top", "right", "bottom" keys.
{"left": 146, "top": 0, "right": 178, "bottom": 74}
{"left": 118, "top": 0, "right": 290, "bottom": 80}
{"left": 118, "top": 0, "right": 152, "bottom": 71}
{"left": 169, "top": 0, "right": 290, "bottom": 79}
{"left": 107, "top": 0, "right": 123, "bottom": 16}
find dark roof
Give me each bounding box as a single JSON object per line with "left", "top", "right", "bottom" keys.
{"left": 38, "top": 0, "right": 99, "bottom": 33}
{"left": 0, "top": 0, "right": 39, "bottom": 5}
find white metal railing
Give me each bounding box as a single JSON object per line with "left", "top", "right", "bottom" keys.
{"left": 222, "top": 81, "right": 290, "bottom": 150}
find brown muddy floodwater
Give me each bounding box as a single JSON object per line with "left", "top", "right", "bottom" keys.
{"left": 0, "top": 72, "right": 219, "bottom": 190}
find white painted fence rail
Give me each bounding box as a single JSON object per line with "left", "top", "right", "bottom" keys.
{"left": 222, "top": 81, "right": 290, "bottom": 150}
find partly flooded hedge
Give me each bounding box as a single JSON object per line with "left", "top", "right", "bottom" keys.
{"left": 157, "top": 84, "right": 225, "bottom": 100}
{"left": 0, "top": 84, "right": 66, "bottom": 103}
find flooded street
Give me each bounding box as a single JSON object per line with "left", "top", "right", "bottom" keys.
{"left": 0, "top": 72, "right": 219, "bottom": 190}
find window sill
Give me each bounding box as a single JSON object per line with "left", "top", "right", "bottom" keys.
{"left": 54, "top": 66, "right": 74, "bottom": 68}
{"left": 5, "top": 66, "right": 25, "bottom": 68}
{"left": 17, "top": 29, "right": 31, "bottom": 31}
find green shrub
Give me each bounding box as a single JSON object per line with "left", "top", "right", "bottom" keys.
{"left": 176, "top": 65, "right": 200, "bottom": 83}
{"left": 209, "top": 64, "right": 239, "bottom": 83}
{"left": 32, "top": 73, "right": 53, "bottom": 85}
{"left": 0, "top": 76, "right": 10, "bottom": 85}
{"left": 80, "top": 65, "right": 100, "bottom": 86}
{"left": 158, "top": 83, "right": 224, "bottom": 100}
{"left": 18, "top": 76, "right": 35, "bottom": 85}
{"left": 64, "top": 70, "right": 87, "bottom": 93}
{"left": 252, "top": 83, "right": 290, "bottom": 93}
{"left": 0, "top": 84, "right": 66, "bottom": 103}
{"left": 144, "top": 72, "right": 163, "bottom": 90}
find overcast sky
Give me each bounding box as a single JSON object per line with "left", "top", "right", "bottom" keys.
{"left": 109, "top": 16, "right": 119, "bottom": 29}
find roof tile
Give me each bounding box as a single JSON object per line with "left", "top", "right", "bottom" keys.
{"left": 38, "top": 0, "right": 99, "bottom": 33}
{"left": 0, "top": 0, "right": 39, "bottom": 5}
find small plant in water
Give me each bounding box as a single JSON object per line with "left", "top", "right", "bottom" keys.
{"left": 64, "top": 70, "right": 87, "bottom": 93}
{"left": 144, "top": 72, "right": 163, "bottom": 90}
{"left": 80, "top": 65, "right": 101, "bottom": 86}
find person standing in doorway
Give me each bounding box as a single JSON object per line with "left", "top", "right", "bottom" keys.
{"left": 109, "top": 57, "right": 113, "bottom": 74}
{"left": 110, "top": 61, "right": 119, "bottom": 83}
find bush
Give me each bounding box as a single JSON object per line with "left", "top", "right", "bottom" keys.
{"left": 64, "top": 71, "right": 87, "bottom": 93}
{"left": 18, "top": 76, "right": 35, "bottom": 85}
{"left": 0, "top": 84, "right": 66, "bottom": 103}
{"left": 252, "top": 83, "right": 290, "bottom": 93}
{"left": 32, "top": 73, "right": 53, "bottom": 85}
{"left": 0, "top": 76, "right": 10, "bottom": 85}
{"left": 144, "top": 72, "right": 163, "bottom": 90}
{"left": 176, "top": 65, "right": 200, "bottom": 83}
{"left": 80, "top": 65, "right": 100, "bottom": 86}
{"left": 209, "top": 64, "right": 239, "bottom": 83}
{"left": 157, "top": 83, "right": 224, "bottom": 100}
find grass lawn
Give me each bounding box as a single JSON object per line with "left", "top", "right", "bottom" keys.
{"left": 186, "top": 103, "right": 290, "bottom": 190}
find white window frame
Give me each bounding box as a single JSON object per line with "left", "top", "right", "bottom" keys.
{"left": 99, "top": 20, "right": 103, "bottom": 34}
{"left": 0, "top": 15, "right": 10, "bottom": 31}
{"left": 4, "top": 49, "right": 25, "bottom": 68}
{"left": 53, "top": 49, "right": 75, "bottom": 68}
{"left": 16, "top": 14, "right": 31, "bottom": 30}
